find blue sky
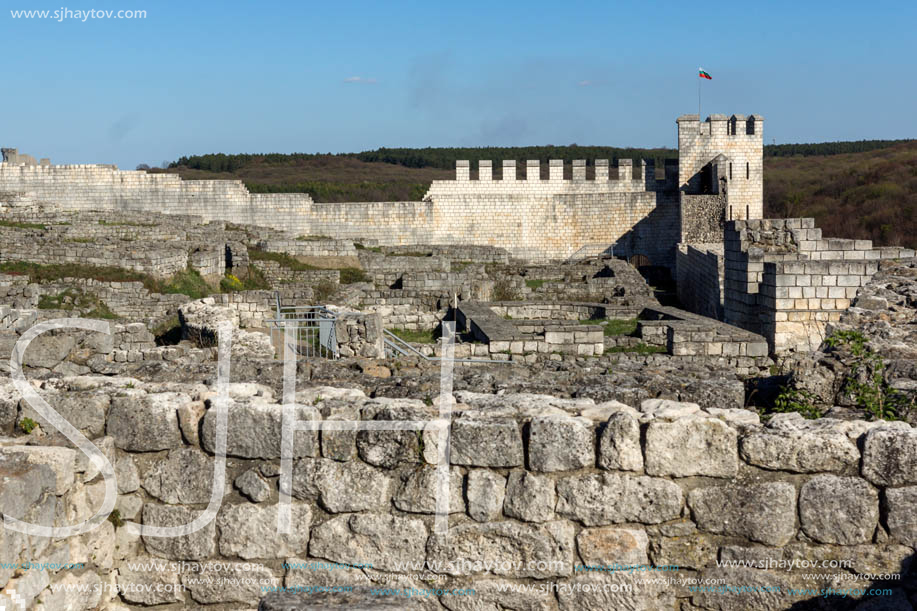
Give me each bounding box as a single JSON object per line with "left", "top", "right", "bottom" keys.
{"left": 3, "top": 0, "right": 915, "bottom": 169}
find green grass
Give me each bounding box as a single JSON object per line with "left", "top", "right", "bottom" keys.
{"left": 67, "top": 237, "right": 96, "bottom": 244}
{"left": 525, "top": 279, "right": 545, "bottom": 290}
{"left": 158, "top": 268, "right": 211, "bottom": 299}
{"left": 249, "top": 248, "right": 320, "bottom": 271}
{"left": 36, "top": 288, "right": 119, "bottom": 319}
{"left": 607, "top": 343, "right": 666, "bottom": 355}
{"left": 0, "top": 260, "right": 150, "bottom": 286}
{"left": 297, "top": 234, "right": 333, "bottom": 241}
{"left": 0, "top": 261, "right": 218, "bottom": 300}
{"left": 388, "top": 328, "right": 436, "bottom": 344}
{"left": 354, "top": 242, "right": 383, "bottom": 253}
{"left": 581, "top": 318, "right": 639, "bottom": 337}
{"left": 0, "top": 220, "right": 48, "bottom": 230}
{"left": 339, "top": 267, "right": 369, "bottom": 284}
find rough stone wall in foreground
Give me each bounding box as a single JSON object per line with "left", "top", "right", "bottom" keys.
{"left": 0, "top": 379, "right": 913, "bottom": 610}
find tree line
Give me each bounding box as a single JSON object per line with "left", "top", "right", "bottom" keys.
{"left": 169, "top": 139, "right": 915, "bottom": 174}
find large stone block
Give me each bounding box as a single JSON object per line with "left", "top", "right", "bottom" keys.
{"left": 201, "top": 399, "right": 319, "bottom": 459}
{"left": 576, "top": 527, "right": 648, "bottom": 568}
{"left": 645, "top": 417, "right": 737, "bottom": 477}
{"left": 451, "top": 418, "right": 524, "bottom": 467}
{"left": 141, "top": 448, "right": 222, "bottom": 504}
{"left": 556, "top": 573, "right": 674, "bottom": 611}
{"left": 183, "top": 561, "right": 279, "bottom": 605}
{"left": 884, "top": 487, "right": 917, "bottom": 547}
{"left": 556, "top": 473, "right": 683, "bottom": 526}
{"left": 597, "top": 412, "right": 643, "bottom": 472}
{"left": 107, "top": 392, "right": 185, "bottom": 452}
{"left": 740, "top": 430, "right": 859, "bottom": 473}
{"left": 688, "top": 482, "right": 796, "bottom": 546}
{"left": 393, "top": 466, "right": 464, "bottom": 514}
{"left": 799, "top": 475, "right": 878, "bottom": 545}
{"left": 310, "top": 514, "right": 427, "bottom": 572}
{"left": 117, "top": 557, "right": 183, "bottom": 605}
{"left": 291, "top": 458, "right": 391, "bottom": 513}
{"left": 217, "top": 503, "right": 311, "bottom": 560}
{"left": 861, "top": 427, "right": 917, "bottom": 486}
{"left": 426, "top": 520, "right": 574, "bottom": 578}
{"left": 504, "top": 471, "right": 556, "bottom": 522}
{"left": 528, "top": 415, "right": 594, "bottom": 472}
{"left": 466, "top": 470, "right": 506, "bottom": 522}
{"left": 142, "top": 504, "right": 217, "bottom": 560}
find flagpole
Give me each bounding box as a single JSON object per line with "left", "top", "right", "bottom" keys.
{"left": 698, "top": 74, "right": 701, "bottom": 120}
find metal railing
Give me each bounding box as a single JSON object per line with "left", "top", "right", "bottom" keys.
{"left": 266, "top": 294, "right": 339, "bottom": 359}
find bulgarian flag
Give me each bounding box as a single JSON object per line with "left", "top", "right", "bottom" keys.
{"left": 699, "top": 67, "right": 712, "bottom": 80}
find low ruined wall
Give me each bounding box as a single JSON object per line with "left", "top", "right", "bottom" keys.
{"left": 723, "top": 218, "right": 917, "bottom": 354}
{"left": 0, "top": 378, "right": 912, "bottom": 610}
{"left": 0, "top": 228, "right": 190, "bottom": 277}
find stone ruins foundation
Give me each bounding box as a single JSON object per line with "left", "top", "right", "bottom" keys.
{"left": 0, "top": 113, "right": 914, "bottom": 610}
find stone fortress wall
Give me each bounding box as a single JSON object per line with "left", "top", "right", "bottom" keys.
{"left": 0, "top": 376, "right": 914, "bottom": 610}
{"left": 0, "top": 145, "right": 684, "bottom": 265}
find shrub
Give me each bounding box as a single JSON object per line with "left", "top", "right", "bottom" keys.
{"left": 492, "top": 279, "right": 520, "bottom": 301}
{"left": 825, "top": 329, "right": 913, "bottom": 421}
{"left": 159, "top": 268, "right": 212, "bottom": 299}
{"left": 311, "top": 279, "right": 338, "bottom": 303}
{"left": 769, "top": 386, "right": 823, "bottom": 420}
{"left": 220, "top": 273, "right": 244, "bottom": 292}
{"left": 338, "top": 267, "right": 368, "bottom": 284}
{"left": 19, "top": 417, "right": 38, "bottom": 434}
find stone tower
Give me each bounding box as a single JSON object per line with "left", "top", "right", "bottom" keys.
{"left": 676, "top": 113, "right": 764, "bottom": 224}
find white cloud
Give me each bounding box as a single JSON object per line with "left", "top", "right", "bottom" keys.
{"left": 344, "top": 76, "right": 377, "bottom": 84}
{"left": 577, "top": 80, "right": 592, "bottom": 87}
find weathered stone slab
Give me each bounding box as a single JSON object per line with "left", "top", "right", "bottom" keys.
{"left": 861, "top": 427, "right": 917, "bottom": 486}
{"left": 885, "top": 486, "right": 917, "bottom": 547}
{"left": 451, "top": 418, "right": 523, "bottom": 467}
{"left": 201, "top": 399, "right": 319, "bottom": 459}
{"left": 597, "top": 412, "right": 643, "bottom": 472}
{"left": 142, "top": 504, "right": 217, "bottom": 560}
{"left": 504, "top": 471, "right": 556, "bottom": 522}
{"left": 217, "top": 503, "right": 311, "bottom": 560}
{"left": 799, "top": 475, "right": 878, "bottom": 545}
{"left": 740, "top": 430, "right": 859, "bottom": 473}
{"left": 645, "top": 417, "right": 737, "bottom": 477}
{"left": 466, "top": 470, "right": 506, "bottom": 522}
{"left": 426, "top": 520, "right": 574, "bottom": 578}
{"left": 576, "top": 527, "right": 648, "bottom": 567}
{"left": 528, "top": 415, "right": 594, "bottom": 472}
{"left": 107, "top": 392, "right": 185, "bottom": 451}
{"left": 310, "top": 514, "right": 427, "bottom": 572}
{"left": 688, "top": 482, "right": 796, "bottom": 546}
{"left": 392, "top": 466, "right": 464, "bottom": 514}
{"left": 291, "top": 458, "right": 391, "bottom": 513}
{"left": 556, "top": 473, "right": 683, "bottom": 526}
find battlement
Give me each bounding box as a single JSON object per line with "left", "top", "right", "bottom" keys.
{"left": 677, "top": 113, "right": 764, "bottom": 138}
{"left": 1, "top": 147, "right": 50, "bottom": 166}
{"left": 450, "top": 158, "right": 679, "bottom": 185}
